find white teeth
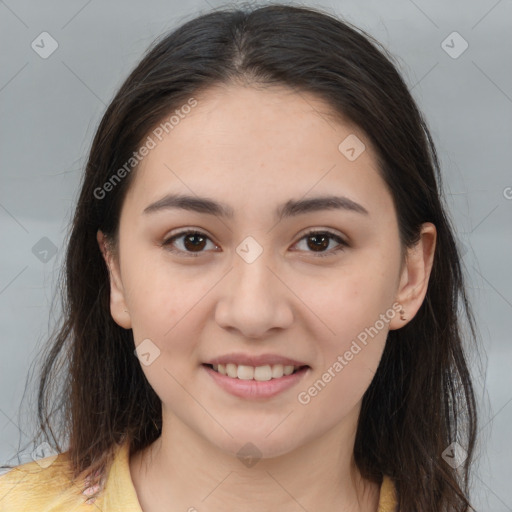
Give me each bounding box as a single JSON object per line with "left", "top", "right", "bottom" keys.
{"left": 210, "top": 363, "right": 302, "bottom": 381}
{"left": 272, "top": 364, "right": 284, "bottom": 378}
{"left": 226, "top": 363, "right": 237, "bottom": 378}
{"left": 283, "top": 365, "right": 295, "bottom": 376}
{"left": 237, "top": 365, "right": 255, "bottom": 380}
{"left": 254, "top": 365, "right": 272, "bottom": 381}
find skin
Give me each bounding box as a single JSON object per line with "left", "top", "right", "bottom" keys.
{"left": 97, "top": 83, "right": 436, "bottom": 512}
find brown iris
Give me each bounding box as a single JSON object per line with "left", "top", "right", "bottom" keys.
{"left": 182, "top": 232, "right": 207, "bottom": 252}
{"left": 306, "top": 232, "right": 330, "bottom": 252}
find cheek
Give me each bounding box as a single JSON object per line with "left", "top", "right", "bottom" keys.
{"left": 121, "top": 243, "right": 208, "bottom": 334}
{"left": 290, "top": 261, "right": 395, "bottom": 403}
{"left": 120, "top": 253, "right": 212, "bottom": 402}
{"left": 294, "top": 261, "right": 396, "bottom": 342}
{"left": 295, "top": 275, "right": 393, "bottom": 411}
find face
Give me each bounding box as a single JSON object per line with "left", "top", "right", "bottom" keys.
{"left": 99, "top": 84, "right": 427, "bottom": 460}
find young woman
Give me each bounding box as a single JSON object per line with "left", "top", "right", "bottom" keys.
{"left": 0, "top": 4, "right": 479, "bottom": 511}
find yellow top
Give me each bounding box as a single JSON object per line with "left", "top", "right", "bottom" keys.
{"left": 0, "top": 440, "right": 397, "bottom": 511}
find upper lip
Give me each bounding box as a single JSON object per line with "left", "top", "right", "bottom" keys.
{"left": 204, "top": 353, "right": 309, "bottom": 368}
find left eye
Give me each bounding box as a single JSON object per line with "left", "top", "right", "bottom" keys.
{"left": 293, "top": 230, "right": 348, "bottom": 257}
{"left": 161, "top": 229, "right": 347, "bottom": 258}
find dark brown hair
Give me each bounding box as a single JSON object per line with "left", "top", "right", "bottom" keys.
{"left": 5, "top": 4, "right": 480, "bottom": 510}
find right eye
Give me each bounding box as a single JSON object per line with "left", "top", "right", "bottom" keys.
{"left": 161, "top": 230, "right": 219, "bottom": 257}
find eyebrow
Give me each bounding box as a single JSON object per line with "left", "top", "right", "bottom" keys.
{"left": 142, "top": 193, "right": 369, "bottom": 220}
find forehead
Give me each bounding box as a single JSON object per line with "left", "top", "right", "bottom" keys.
{"left": 123, "top": 84, "right": 393, "bottom": 219}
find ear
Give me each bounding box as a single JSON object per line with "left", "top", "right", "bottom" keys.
{"left": 388, "top": 222, "right": 437, "bottom": 330}
{"left": 97, "top": 230, "right": 132, "bottom": 329}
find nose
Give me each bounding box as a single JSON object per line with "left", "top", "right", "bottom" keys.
{"left": 214, "top": 249, "right": 294, "bottom": 339}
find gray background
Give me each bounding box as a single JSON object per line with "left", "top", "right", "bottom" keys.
{"left": 1, "top": 0, "right": 511, "bottom": 510}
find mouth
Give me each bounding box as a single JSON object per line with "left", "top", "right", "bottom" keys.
{"left": 202, "top": 363, "right": 310, "bottom": 381}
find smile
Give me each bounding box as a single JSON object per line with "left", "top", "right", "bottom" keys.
{"left": 206, "top": 363, "right": 308, "bottom": 381}
{"left": 202, "top": 363, "right": 310, "bottom": 399}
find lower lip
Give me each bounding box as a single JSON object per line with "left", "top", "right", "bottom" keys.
{"left": 202, "top": 364, "right": 310, "bottom": 399}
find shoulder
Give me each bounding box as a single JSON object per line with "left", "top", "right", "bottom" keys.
{"left": 0, "top": 451, "right": 91, "bottom": 512}
{"left": 378, "top": 474, "right": 398, "bottom": 512}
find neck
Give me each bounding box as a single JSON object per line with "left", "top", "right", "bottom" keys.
{"left": 130, "top": 408, "right": 380, "bottom": 512}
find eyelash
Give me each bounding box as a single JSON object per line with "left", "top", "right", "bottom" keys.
{"left": 161, "top": 229, "right": 348, "bottom": 258}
